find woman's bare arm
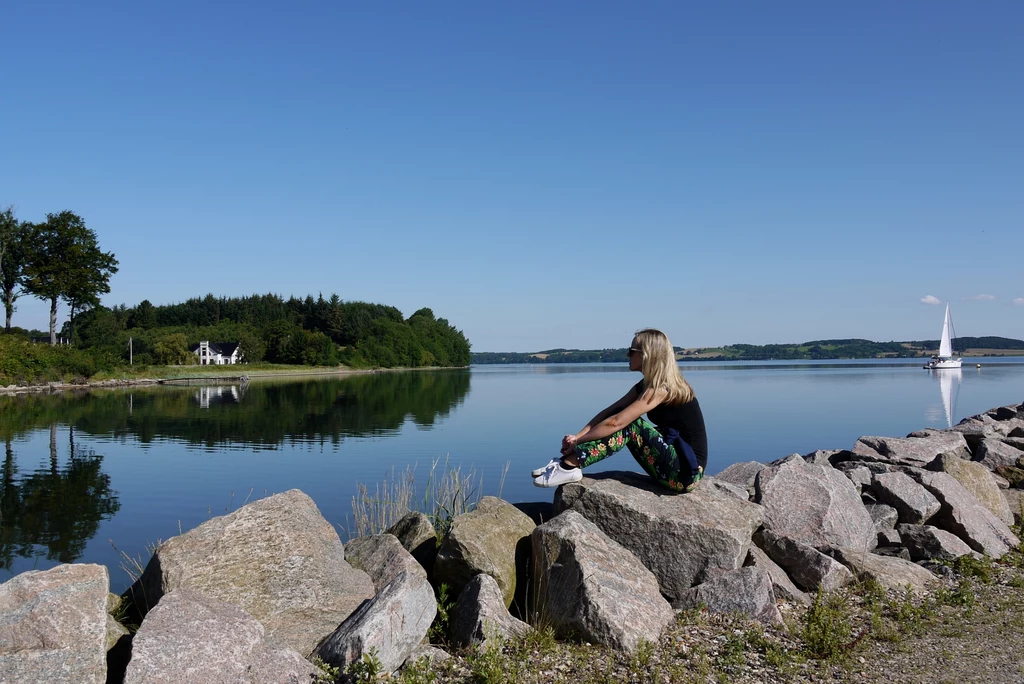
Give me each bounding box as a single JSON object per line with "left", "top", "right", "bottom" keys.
{"left": 572, "top": 387, "right": 667, "bottom": 445}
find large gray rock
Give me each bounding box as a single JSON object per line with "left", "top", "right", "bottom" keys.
{"left": 755, "top": 530, "right": 854, "bottom": 593}
{"left": 714, "top": 461, "right": 765, "bottom": 492}
{"left": 803, "top": 449, "right": 853, "bottom": 467}
{"left": 864, "top": 503, "right": 899, "bottom": 533}
{"left": 344, "top": 533, "right": 430, "bottom": 592}
{"left": 755, "top": 455, "right": 875, "bottom": 552}
{"left": 126, "top": 489, "right": 374, "bottom": 656}
{"left": 0, "top": 564, "right": 109, "bottom": 684}
{"left": 1003, "top": 489, "right": 1024, "bottom": 526}
{"left": 313, "top": 569, "right": 437, "bottom": 675}
{"left": 433, "top": 496, "right": 535, "bottom": 609}
{"left": 554, "top": 471, "right": 763, "bottom": 602}
{"left": 830, "top": 548, "right": 936, "bottom": 592}
{"left": 975, "top": 438, "right": 1024, "bottom": 470}
{"left": 451, "top": 573, "right": 532, "bottom": 648}
{"left": 531, "top": 510, "right": 673, "bottom": 652}
{"left": 386, "top": 511, "right": 437, "bottom": 576}
{"left": 676, "top": 567, "right": 782, "bottom": 625}
{"left": 929, "top": 453, "right": 1013, "bottom": 525}
{"left": 910, "top": 471, "right": 1019, "bottom": 558}
{"left": 744, "top": 546, "right": 810, "bottom": 605}
{"left": 124, "top": 589, "right": 318, "bottom": 684}
{"left": 897, "top": 524, "right": 974, "bottom": 561}
{"left": 870, "top": 471, "right": 940, "bottom": 524}
{"left": 947, "top": 419, "right": 1001, "bottom": 450}
{"left": 853, "top": 431, "right": 971, "bottom": 468}
{"left": 704, "top": 477, "right": 752, "bottom": 502}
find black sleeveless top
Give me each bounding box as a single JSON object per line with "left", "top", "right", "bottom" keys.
{"left": 633, "top": 380, "right": 708, "bottom": 469}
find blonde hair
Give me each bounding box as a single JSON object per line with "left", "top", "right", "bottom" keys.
{"left": 635, "top": 328, "right": 694, "bottom": 405}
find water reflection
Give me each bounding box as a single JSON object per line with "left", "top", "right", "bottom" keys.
{"left": 0, "top": 370, "right": 472, "bottom": 448}
{"left": 934, "top": 368, "right": 962, "bottom": 428}
{"left": 0, "top": 427, "right": 120, "bottom": 570}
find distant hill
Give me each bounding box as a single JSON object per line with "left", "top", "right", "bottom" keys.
{"left": 470, "top": 337, "right": 1024, "bottom": 364}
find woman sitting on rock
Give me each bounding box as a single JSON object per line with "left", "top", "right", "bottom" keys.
{"left": 532, "top": 328, "right": 707, "bottom": 492}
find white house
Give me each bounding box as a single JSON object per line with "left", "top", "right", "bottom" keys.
{"left": 189, "top": 341, "right": 243, "bottom": 365}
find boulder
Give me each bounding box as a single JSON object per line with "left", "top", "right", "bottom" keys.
{"left": 1003, "top": 489, "right": 1024, "bottom": 525}
{"left": 986, "top": 404, "right": 1024, "bottom": 421}
{"left": 0, "top": 564, "right": 109, "bottom": 684}
{"left": 126, "top": 489, "right": 374, "bottom": 656}
{"left": 872, "top": 546, "right": 912, "bottom": 561}
{"left": 554, "top": 471, "right": 763, "bottom": 602}
{"left": 123, "top": 589, "right": 318, "bottom": 684}
{"left": 975, "top": 438, "right": 1024, "bottom": 470}
{"left": 910, "top": 471, "right": 1019, "bottom": 558}
{"left": 946, "top": 419, "right": 995, "bottom": 449}
{"left": 897, "top": 524, "right": 973, "bottom": 561}
{"left": 870, "top": 471, "right": 940, "bottom": 524}
{"left": 754, "top": 455, "right": 875, "bottom": 552}
{"left": 451, "top": 573, "right": 532, "bottom": 648}
{"left": 852, "top": 432, "right": 971, "bottom": 468}
{"left": 807, "top": 448, "right": 854, "bottom": 465}
{"left": 744, "top": 546, "right": 810, "bottom": 605}
{"left": 715, "top": 461, "right": 765, "bottom": 492}
{"left": 676, "top": 567, "right": 782, "bottom": 625}
{"left": 830, "top": 548, "right": 936, "bottom": 592}
{"left": 433, "top": 496, "right": 535, "bottom": 609}
{"left": 403, "top": 645, "right": 451, "bottom": 670}
{"left": 995, "top": 465, "right": 1024, "bottom": 489}
{"left": 754, "top": 529, "right": 854, "bottom": 593}
{"left": 864, "top": 503, "right": 899, "bottom": 532}
{"left": 530, "top": 510, "right": 673, "bottom": 652}
{"left": 387, "top": 511, "right": 437, "bottom": 576}
{"left": 313, "top": 570, "right": 437, "bottom": 675}
{"left": 704, "top": 477, "right": 752, "bottom": 502}
{"left": 344, "top": 533, "right": 431, "bottom": 592}
{"left": 877, "top": 529, "right": 902, "bottom": 547}
{"left": 841, "top": 465, "right": 873, "bottom": 491}
{"left": 929, "top": 453, "right": 1013, "bottom": 525}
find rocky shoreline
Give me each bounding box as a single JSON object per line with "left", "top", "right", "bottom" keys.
{"left": 1, "top": 400, "right": 1022, "bottom": 683}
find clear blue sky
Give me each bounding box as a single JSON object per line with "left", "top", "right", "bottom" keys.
{"left": 3, "top": 1, "right": 1022, "bottom": 352}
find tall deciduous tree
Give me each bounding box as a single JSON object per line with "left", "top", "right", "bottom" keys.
{"left": 23, "top": 211, "right": 119, "bottom": 345}
{"left": 0, "top": 206, "right": 29, "bottom": 333}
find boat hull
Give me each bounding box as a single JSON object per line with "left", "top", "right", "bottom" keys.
{"left": 925, "top": 358, "right": 962, "bottom": 370}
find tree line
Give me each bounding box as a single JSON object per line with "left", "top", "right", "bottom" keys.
{"left": 73, "top": 295, "right": 471, "bottom": 370}
{"left": 1, "top": 205, "right": 471, "bottom": 383}
{"left": 471, "top": 336, "right": 1024, "bottom": 364}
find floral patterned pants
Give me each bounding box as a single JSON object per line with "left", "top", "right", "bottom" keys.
{"left": 573, "top": 417, "right": 703, "bottom": 493}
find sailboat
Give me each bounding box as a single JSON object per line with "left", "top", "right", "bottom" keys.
{"left": 924, "top": 303, "right": 962, "bottom": 369}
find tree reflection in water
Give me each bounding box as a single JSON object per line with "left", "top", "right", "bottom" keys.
{"left": 0, "top": 426, "right": 120, "bottom": 570}
{"left": 0, "top": 371, "right": 470, "bottom": 568}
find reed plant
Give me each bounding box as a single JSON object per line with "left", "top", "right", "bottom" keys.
{"left": 348, "top": 455, "right": 508, "bottom": 541}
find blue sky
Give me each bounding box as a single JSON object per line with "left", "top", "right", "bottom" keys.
{"left": 2, "top": 1, "right": 1022, "bottom": 352}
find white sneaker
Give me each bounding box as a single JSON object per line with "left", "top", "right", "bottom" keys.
{"left": 531, "top": 457, "right": 562, "bottom": 478}
{"left": 533, "top": 462, "right": 583, "bottom": 488}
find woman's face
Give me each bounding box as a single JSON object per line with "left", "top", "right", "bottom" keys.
{"left": 627, "top": 337, "right": 642, "bottom": 371}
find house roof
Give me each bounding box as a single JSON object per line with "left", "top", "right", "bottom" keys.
{"left": 189, "top": 342, "right": 240, "bottom": 356}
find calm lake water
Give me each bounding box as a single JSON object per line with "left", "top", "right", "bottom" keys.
{"left": 2, "top": 358, "right": 1022, "bottom": 592}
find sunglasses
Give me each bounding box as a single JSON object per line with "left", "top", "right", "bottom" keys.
{"left": 627, "top": 347, "right": 641, "bottom": 355}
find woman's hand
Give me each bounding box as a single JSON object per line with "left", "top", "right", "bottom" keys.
{"left": 560, "top": 434, "right": 578, "bottom": 455}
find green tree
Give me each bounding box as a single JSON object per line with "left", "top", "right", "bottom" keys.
{"left": 22, "top": 212, "right": 119, "bottom": 345}
{"left": 130, "top": 300, "right": 157, "bottom": 329}
{"left": 0, "top": 206, "right": 29, "bottom": 333}
{"left": 153, "top": 333, "right": 196, "bottom": 365}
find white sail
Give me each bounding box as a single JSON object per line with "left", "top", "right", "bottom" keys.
{"left": 939, "top": 368, "right": 962, "bottom": 428}
{"left": 939, "top": 303, "right": 953, "bottom": 358}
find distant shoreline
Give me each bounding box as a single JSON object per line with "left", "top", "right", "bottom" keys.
{"left": 0, "top": 364, "right": 470, "bottom": 396}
